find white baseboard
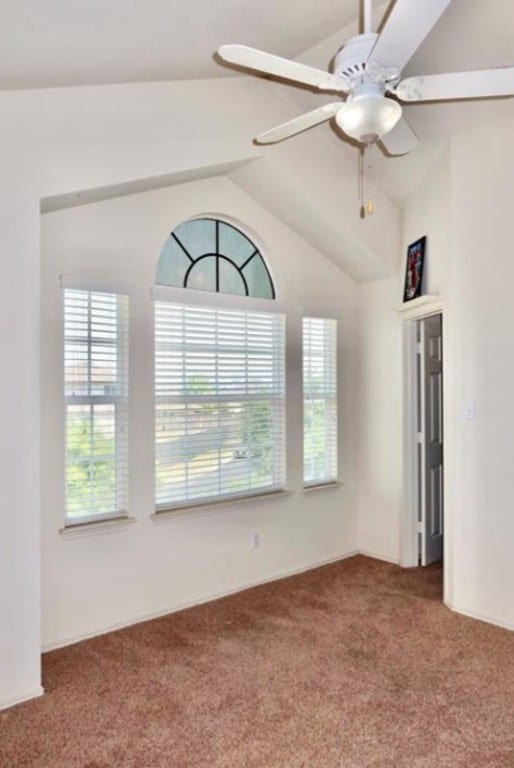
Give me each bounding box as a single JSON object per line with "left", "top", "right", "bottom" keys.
{"left": 444, "top": 599, "right": 514, "bottom": 633}
{"left": 0, "top": 686, "right": 44, "bottom": 712}
{"left": 43, "top": 549, "right": 360, "bottom": 652}
{"left": 358, "top": 548, "right": 400, "bottom": 565}
{"left": 28, "top": 554, "right": 512, "bottom": 708}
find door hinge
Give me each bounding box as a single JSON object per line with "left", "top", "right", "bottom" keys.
{"left": 417, "top": 521, "right": 424, "bottom": 534}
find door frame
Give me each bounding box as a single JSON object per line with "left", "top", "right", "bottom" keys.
{"left": 400, "top": 298, "right": 444, "bottom": 568}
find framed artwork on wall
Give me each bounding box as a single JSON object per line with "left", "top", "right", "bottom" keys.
{"left": 403, "top": 236, "right": 426, "bottom": 302}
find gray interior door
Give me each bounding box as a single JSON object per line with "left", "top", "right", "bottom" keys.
{"left": 420, "top": 314, "right": 443, "bottom": 565}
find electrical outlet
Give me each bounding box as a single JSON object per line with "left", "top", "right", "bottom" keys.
{"left": 464, "top": 401, "right": 476, "bottom": 421}
{"left": 250, "top": 532, "right": 260, "bottom": 549}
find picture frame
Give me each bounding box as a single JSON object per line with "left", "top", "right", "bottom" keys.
{"left": 403, "top": 236, "right": 426, "bottom": 302}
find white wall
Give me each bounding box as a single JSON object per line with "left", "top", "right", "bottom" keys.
{"left": 4, "top": 67, "right": 514, "bottom": 713}
{"left": 4, "top": 79, "right": 399, "bottom": 284}
{"left": 402, "top": 148, "right": 452, "bottom": 301}
{"left": 359, "top": 125, "right": 514, "bottom": 632}
{"left": 357, "top": 278, "right": 403, "bottom": 563}
{"left": 41, "top": 175, "right": 360, "bottom": 648}
{"left": 0, "top": 75, "right": 398, "bottom": 708}
{"left": 0, "top": 188, "right": 43, "bottom": 709}
{"left": 356, "top": 150, "right": 452, "bottom": 565}
{"left": 400, "top": 121, "right": 514, "bottom": 630}
{"left": 446, "top": 120, "right": 514, "bottom": 629}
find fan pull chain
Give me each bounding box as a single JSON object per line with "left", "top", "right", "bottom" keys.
{"left": 367, "top": 144, "right": 374, "bottom": 215}
{"left": 359, "top": 148, "right": 365, "bottom": 219}
{"left": 359, "top": 145, "right": 374, "bottom": 219}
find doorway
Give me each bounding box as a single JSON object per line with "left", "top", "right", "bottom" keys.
{"left": 402, "top": 311, "right": 444, "bottom": 568}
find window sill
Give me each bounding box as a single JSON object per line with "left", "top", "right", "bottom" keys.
{"left": 59, "top": 515, "right": 137, "bottom": 538}
{"left": 303, "top": 481, "right": 344, "bottom": 494}
{"left": 152, "top": 489, "right": 293, "bottom": 523}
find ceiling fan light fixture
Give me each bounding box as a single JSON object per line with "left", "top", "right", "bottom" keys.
{"left": 336, "top": 90, "right": 402, "bottom": 144}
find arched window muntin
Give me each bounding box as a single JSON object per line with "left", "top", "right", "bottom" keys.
{"left": 156, "top": 216, "right": 276, "bottom": 300}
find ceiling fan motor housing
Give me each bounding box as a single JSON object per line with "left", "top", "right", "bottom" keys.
{"left": 334, "top": 33, "right": 378, "bottom": 83}
{"left": 336, "top": 82, "right": 402, "bottom": 144}
{"left": 334, "top": 33, "right": 402, "bottom": 144}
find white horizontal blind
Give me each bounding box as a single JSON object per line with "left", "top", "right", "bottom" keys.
{"left": 155, "top": 302, "right": 285, "bottom": 509}
{"left": 64, "top": 288, "right": 129, "bottom": 524}
{"left": 303, "top": 317, "right": 338, "bottom": 486}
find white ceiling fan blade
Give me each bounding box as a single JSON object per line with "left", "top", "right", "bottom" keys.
{"left": 380, "top": 116, "right": 419, "bottom": 155}
{"left": 255, "top": 103, "right": 341, "bottom": 144}
{"left": 218, "top": 45, "right": 350, "bottom": 93}
{"left": 368, "top": 0, "right": 453, "bottom": 74}
{"left": 396, "top": 67, "right": 514, "bottom": 102}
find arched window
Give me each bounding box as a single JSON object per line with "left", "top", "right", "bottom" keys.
{"left": 156, "top": 217, "right": 275, "bottom": 299}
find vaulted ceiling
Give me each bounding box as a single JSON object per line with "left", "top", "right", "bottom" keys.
{"left": 0, "top": 0, "right": 381, "bottom": 89}
{"left": 6, "top": 0, "right": 514, "bottom": 275}
{"left": 4, "top": 0, "right": 514, "bottom": 204}
{"left": 5, "top": 0, "right": 513, "bottom": 90}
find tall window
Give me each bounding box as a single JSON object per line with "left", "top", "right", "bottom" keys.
{"left": 303, "top": 317, "right": 338, "bottom": 486}
{"left": 155, "top": 302, "right": 285, "bottom": 509}
{"left": 154, "top": 216, "right": 282, "bottom": 511}
{"left": 64, "top": 288, "right": 129, "bottom": 525}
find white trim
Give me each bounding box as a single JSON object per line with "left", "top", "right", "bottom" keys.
{"left": 396, "top": 294, "right": 442, "bottom": 319}
{"left": 302, "top": 316, "right": 338, "bottom": 488}
{"left": 42, "top": 550, "right": 359, "bottom": 652}
{"left": 59, "top": 274, "right": 134, "bottom": 295}
{"left": 151, "top": 283, "right": 285, "bottom": 313}
{"left": 359, "top": 549, "right": 401, "bottom": 565}
{"left": 401, "top": 317, "right": 420, "bottom": 568}
{"left": 63, "top": 288, "right": 130, "bottom": 525}
{"left": 444, "top": 600, "right": 514, "bottom": 633}
{"left": 0, "top": 686, "right": 45, "bottom": 713}
{"left": 152, "top": 490, "right": 293, "bottom": 522}
{"left": 303, "top": 481, "right": 344, "bottom": 493}
{"left": 300, "top": 310, "right": 339, "bottom": 322}
{"left": 401, "top": 307, "right": 445, "bottom": 568}
{"left": 38, "top": 551, "right": 514, "bottom": 653}
{"left": 59, "top": 516, "right": 137, "bottom": 538}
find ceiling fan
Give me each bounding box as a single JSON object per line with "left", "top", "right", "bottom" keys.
{"left": 217, "top": 0, "right": 514, "bottom": 156}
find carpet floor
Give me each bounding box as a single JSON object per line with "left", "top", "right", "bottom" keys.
{"left": 1, "top": 556, "right": 514, "bottom": 767}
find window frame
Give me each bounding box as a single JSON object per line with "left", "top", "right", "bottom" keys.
{"left": 61, "top": 277, "right": 130, "bottom": 528}
{"left": 302, "top": 316, "right": 338, "bottom": 489}
{"left": 152, "top": 285, "right": 286, "bottom": 513}
{"left": 156, "top": 216, "right": 276, "bottom": 300}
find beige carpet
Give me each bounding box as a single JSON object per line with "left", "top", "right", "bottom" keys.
{"left": 1, "top": 555, "right": 514, "bottom": 767}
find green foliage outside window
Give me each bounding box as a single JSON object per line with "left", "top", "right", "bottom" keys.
{"left": 66, "top": 412, "right": 117, "bottom": 518}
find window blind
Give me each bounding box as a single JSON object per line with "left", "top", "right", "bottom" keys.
{"left": 303, "top": 317, "right": 338, "bottom": 486}
{"left": 64, "top": 288, "right": 129, "bottom": 524}
{"left": 154, "top": 302, "right": 285, "bottom": 509}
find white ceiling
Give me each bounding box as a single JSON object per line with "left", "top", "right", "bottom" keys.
{"left": 2, "top": 0, "right": 512, "bottom": 90}
{"left": 4, "top": 0, "right": 514, "bottom": 204}
{"left": 0, "top": 0, "right": 378, "bottom": 90}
